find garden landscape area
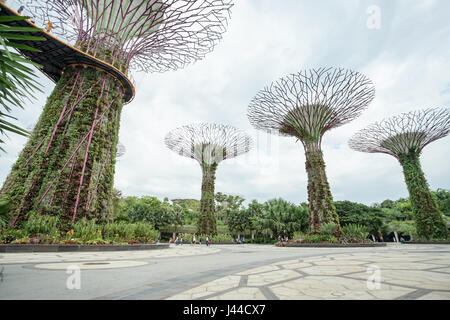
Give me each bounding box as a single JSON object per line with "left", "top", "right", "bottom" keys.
{"left": 0, "top": 0, "right": 449, "bottom": 313}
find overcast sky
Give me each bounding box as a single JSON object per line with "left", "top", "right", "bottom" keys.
{"left": 1, "top": 0, "right": 449, "bottom": 206}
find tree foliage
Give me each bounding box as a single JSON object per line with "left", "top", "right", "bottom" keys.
{"left": 334, "top": 201, "right": 385, "bottom": 236}
{"left": 0, "top": 14, "right": 45, "bottom": 151}
{"left": 118, "top": 196, "right": 182, "bottom": 231}
{"left": 258, "top": 198, "right": 308, "bottom": 238}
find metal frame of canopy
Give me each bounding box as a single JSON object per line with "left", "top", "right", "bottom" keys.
{"left": 0, "top": 1, "right": 135, "bottom": 103}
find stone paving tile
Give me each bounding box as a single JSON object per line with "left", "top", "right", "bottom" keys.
{"left": 167, "top": 276, "right": 241, "bottom": 300}
{"left": 208, "top": 287, "right": 266, "bottom": 300}
{"left": 247, "top": 270, "right": 300, "bottom": 286}
{"left": 300, "top": 265, "right": 367, "bottom": 276}
{"left": 269, "top": 276, "right": 414, "bottom": 300}
{"left": 276, "top": 262, "right": 313, "bottom": 270}
{"left": 34, "top": 260, "right": 148, "bottom": 270}
{"left": 368, "top": 262, "right": 448, "bottom": 270}
{"left": 312, "top": 260, "right": 373, "bottom": 266}
{"left": 166, "top": 246, "right": 450, "bottom": 300}
{"left": 431, "top": 267, "right": 450, "bottom": 273}
{"left": 237, "top": 265, "right": 280, "bottom": 276}
{"left": 379, "top": 270, "right": 450, "bottom": 290}
{"left": 0, "top": 245, "right": 221, "bottom": 264}
{"left": 418, "top": 291, "right": 450, "bottom": 300}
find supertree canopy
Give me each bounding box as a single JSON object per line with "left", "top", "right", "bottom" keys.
{"left": 248, "top": 67, "right": 375, "bottom": 233}
{"left": 33, "top": 0, "right": 233, "bottom": 72}
{"left": 349, "top": 108, "right": 450, "bottom": 239}
{"left": 165, "top": 123, "right": 251, "bottom": 235}
{"left": 0, "top": 0, "right": 233, "bottom": 230}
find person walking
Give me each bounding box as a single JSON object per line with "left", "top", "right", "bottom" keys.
{"left": 206, "top": 236, "right": 210, "bottom": 247}
{"left": 175, "top": 236, "right": 179, "bottom": 246}
{"left": 199, "top": 237, "right": 202, "bottom": 245}
{"left": 193, "top": 235, "right": 196, "bottom": 245}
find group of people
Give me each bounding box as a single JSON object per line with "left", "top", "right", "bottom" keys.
{"left": 278, "top": 235, "right": 289, "bottom": 242}
{"left": 235, "top": 237, "right": 245, "bottom": 244}
{"left": 170, "top": 235, "right": 211, "bottom": 246}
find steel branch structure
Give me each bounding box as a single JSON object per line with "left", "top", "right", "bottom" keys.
{"left": 165, "top": 123, "right": 252, "bottom": 235}
{"left": 349, "top": 108, "right": 450, "bottom": 239}
{"left": 29, "top": 0, "right": 233, "bottom": 73}
{"left": 0, "top": 0, "right": 233, "bottom": 229}
{"left": 248, "top": 67, "right": 375, "bottom": 233}
{"left": 348, "top": 108, "right": 450, "bottom": 158}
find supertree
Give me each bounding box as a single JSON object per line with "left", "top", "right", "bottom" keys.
{"left": 0, "top": 0, "right": 233, "bottom": 229}
{"left": 247, "top": 67, "right": 375, "bottom": 233}
{"left": 349, "top": 108, "right": 450, "bottom": 239}
{"left": 165, "top": 123, "right": 252, "bottom": 235}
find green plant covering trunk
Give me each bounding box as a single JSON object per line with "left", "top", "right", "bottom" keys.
{"left": 303, "top": 142, "right": 340, "bottom": 233}
{"left": 398, "top": 152, "right": 448, "bottom": 240}
{"left": 1, "top": 66, "right": 124, "bottom": 231}
{"left": 198, "top": 163, "right": 218, "bottom": 235}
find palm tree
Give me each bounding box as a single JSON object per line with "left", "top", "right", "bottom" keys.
{"left": 0, "top": 14, "right": 45, "bottom": 151}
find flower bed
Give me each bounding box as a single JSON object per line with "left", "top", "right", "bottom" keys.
{"left": 0, "top": 243, "right": 169, "bottom": 253}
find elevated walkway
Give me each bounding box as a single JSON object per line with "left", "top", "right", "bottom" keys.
{"left": 0, "top": 2, "right": 135, "bottom": 103}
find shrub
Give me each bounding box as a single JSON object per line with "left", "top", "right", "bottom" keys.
{"left": 0, "top": 199, "right": 10, "bottom": 229}
{"left": 342, "top": 224, "right": 369, "bottom": 240}
{"left": 293, "top": 231, "right": 305, "bottom": 240}
{"left": 179, "top": 233, "right": 193, "bottom": 243}
{"left": 71, "top": 218, "right": 102, "bottom": 243}
{"left": 0, "top": 228, "right": 27, "bottom": 243}
{"left": 318, "top": 222, "right": 338, "bottom": 236}
{"left": 114, "top": 214, "right": 131, "bottom": 223}
{"left": 245, "top": 237, "right": 277, "bottom": 244}
{"left": 23, "top": 213, "right": 59, "bottom": 237}
{"left": 133, "top": 222, "right": 158, "bottom": 242}
{"left": 210, "top": 233, "right": 234, "bottom": 243}
{"left": 103, "top": 222, "right": 135, "bottom": 241}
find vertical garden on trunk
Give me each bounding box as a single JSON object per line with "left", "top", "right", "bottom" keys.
{"left": 349, "top": 108, "right": 450, "bottom": 240}
{"left": 1, "top": 66, "right": 123, "bottom": 228}
{"left": 247, "top": 68, "right": 376, "bottom": 233}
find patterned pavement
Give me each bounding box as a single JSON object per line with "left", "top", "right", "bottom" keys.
{"left": 167, "top": 246, "right": 450, "bottom": 300}
{"left": 1, "top": 243, "right": 449, "bottom": 300}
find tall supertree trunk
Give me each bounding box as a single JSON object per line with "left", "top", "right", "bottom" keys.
{"left": 1, "top": 66, "right": 123, "bottom": 230}
{"left": 198, "top": 163, "right": 218, "bottom": 235}
{"left": 303, "top": 141, "right": 340, "bottom": 233}
{"left": 398, "top": 152, "right": 447, "bottom": 240}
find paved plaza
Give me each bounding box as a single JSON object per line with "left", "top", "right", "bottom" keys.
{"left": 0, "top": 244, "right": 449, "bottom": 300}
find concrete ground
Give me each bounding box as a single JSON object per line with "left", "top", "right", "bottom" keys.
{"left": 0, "top": 243, "right": 449, "bottom": 300}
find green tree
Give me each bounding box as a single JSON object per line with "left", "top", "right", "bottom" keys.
{"left": 259, "top": 198, "right": 308, "bottom": 239}
{"left": 247, "top": 199, "right": 265, "bottom": 236}
{"left": 126, "top": 197, "right": 184, "bottom": 232}
{"left": 335, "top": 201, "right": 385, "bottom": 237}
{"left": 172, "top": 199, "right": 200, "bottom": 225}
{"left": 110, "top": 188, "right": 123, "bottom": 219}
{"left": 215, "top": 192, "right": 245, "bottom": 223}
{"left": 226, "top": 208, "right": 252, "bottom": 237}
{"left": 432, "top": 189, "right": 450, "bottom": 217}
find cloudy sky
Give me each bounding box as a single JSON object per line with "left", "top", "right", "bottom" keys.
{"left": 1, "top": 0, "right": 449, "bottom": 206}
